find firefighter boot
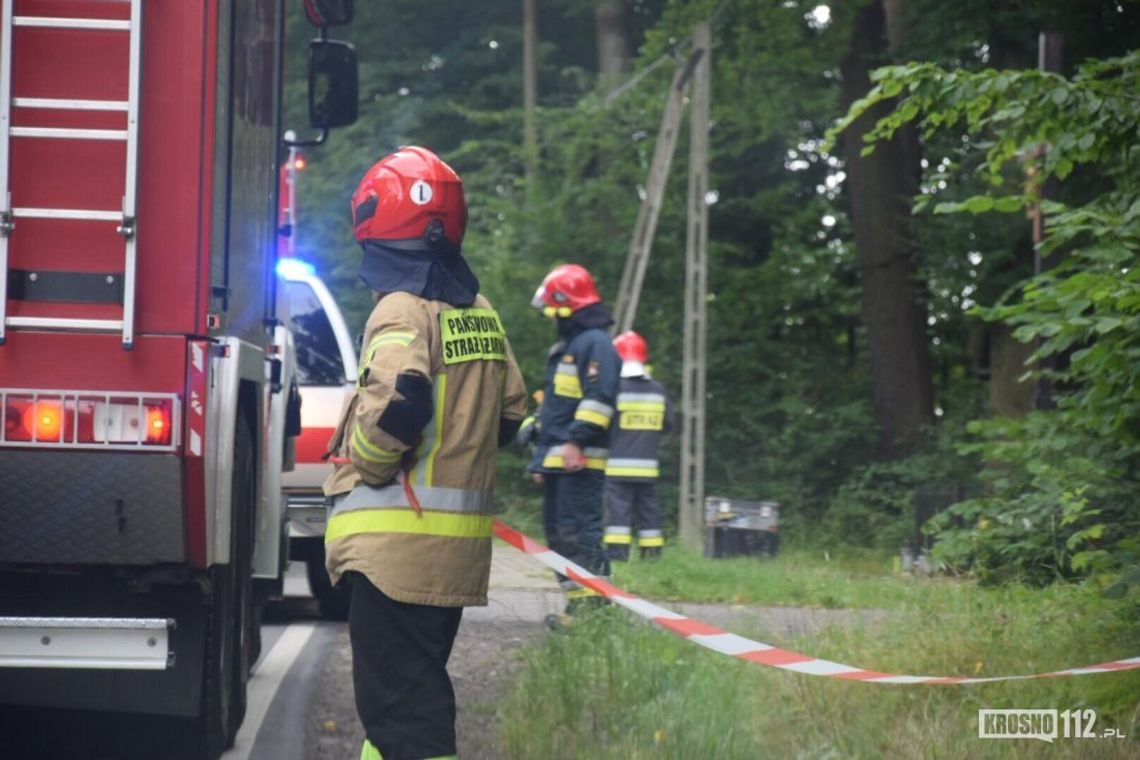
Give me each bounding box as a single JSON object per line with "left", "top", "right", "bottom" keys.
{"left": 607, "top": 544, "right": 630, "bottom": 562}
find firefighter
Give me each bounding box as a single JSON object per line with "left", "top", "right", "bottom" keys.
{"left": 604, "top": 330, "right": 675, "bottom": 560}
{"left": 529, "top": 264, "right": 620, "bottom": 613}
{"left": 323, "top": 146, "right": 528, "bottom": 760}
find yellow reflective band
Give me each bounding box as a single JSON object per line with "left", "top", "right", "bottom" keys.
{"left": 352, "top": 424, "right": 402, "bottom": 464}
{"left": 639, "top": 536, "right": 665, "bottom": 548}
{"left": 574, "top": 408, "right": 612, "bottom": 428}
{"left": 361, "top": 739, "right": 382, "bottom": 760}
{"left": 565, "top": 586, "right": 600, "bottom": 599}
{"left": 541, "top": 455, "right": 607, "bottom": 471}
{"left": 327, "top": 509, "right": 493, "bottom": 542}
{"left": 366, "top": 331, "right": 416, "bottom": 357}
{"left": 603, "top": 533, "right": 633, "bottom": 545}
{"left": 440, "top": 308, "right": 507, "bottom": 365}
{"left": 604, "top": 466, "right": 660, "bottom": 478}
{"left": 616, "top": 401, "right": 666, "bottom": 412}
{"left": 542, "top": 305, "right": 572, "bottom": 318}
{"left": 425, "top": 375, "right": 446, "bottom": 485}
{"left": 553, "top": 372, "right": 583, "bottom": 399}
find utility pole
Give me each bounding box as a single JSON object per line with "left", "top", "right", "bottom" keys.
{"left": 611, "top": 47, "right": 703, "bottom": 334}
{"left": 522, "top": 0, "right": 538, "bottom": 204}
{"left": 1032, "top": 31, "right": 1063, "bottom": 411}
{"left": 678, "top": 22, "right": 710, "bottom": 551}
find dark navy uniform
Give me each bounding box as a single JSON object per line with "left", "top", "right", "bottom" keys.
{"left": 603, "top": 372, "right": 674, "bottom": 560}
{"left": 529, "top": 305, "right": 620, "bottom": 593}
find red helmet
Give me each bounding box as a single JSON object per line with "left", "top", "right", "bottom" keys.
{"left": 350, "top": 146, "right": 467, "bottom": 251}
{"left": 613, "top": 331, "right": 648, "bottom": 363}
{"left": 531, "top": 264, "right": 601, "bottom": 317}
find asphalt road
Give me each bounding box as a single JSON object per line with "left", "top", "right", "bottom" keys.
{"left": 232, "top": 547, "right": 564, "bottom": 760}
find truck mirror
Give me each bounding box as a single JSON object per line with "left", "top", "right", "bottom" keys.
{"left": 304, "top": 0, "right": 353, "bottom": 28}
{"left": 309, "top": 40, "right": 358, "bottom": 130}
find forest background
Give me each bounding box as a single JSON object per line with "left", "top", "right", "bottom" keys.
{"left": 280, "top": 0, "right": 1140, "bottom": 595}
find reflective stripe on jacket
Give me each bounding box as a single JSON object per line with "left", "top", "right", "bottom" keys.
{"left": 530, "top": 326, "right": 620, "bottom": 473}
{"left": 603, "top": 376, "right": 674, "bottom": 481}
{"left": 323, "top": 291, "right": 528, "bottom": 607}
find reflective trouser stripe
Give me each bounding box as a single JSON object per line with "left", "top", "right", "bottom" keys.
{"left": 327, "top": 510, "right": 493, "bottom": 541}
{"left": 639, "top": 535, "right": 665, "bottom": 547}
{"left": 565, "top": 586, "right": 600, "bottom": 599}
{"left": 604, "top": 466, "right": 659, "bottom": 478}
{"left": 360, "top": 740, "right": 457, "bottom": 760}
{"left": 604, "top": 533, "right": 633, "bottom": 545}
{"left": 605, "top": 457, "right": 659, "bottom": 478}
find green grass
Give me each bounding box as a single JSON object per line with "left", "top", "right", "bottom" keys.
{"left": 610, "top": 545, "right": 972, "bottom": 609}
{"left": 497, "top": 547, "right": 1140, "bottom": 758}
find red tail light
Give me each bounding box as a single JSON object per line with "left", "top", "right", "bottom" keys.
{"left": 145, "top": 404, "right": 172, "bottom": 445}
{"left": 1, "top": 391, "right": 179, "bottom": 450}
{"left": 28, "top": 400, "right": 63, "bottom": 441}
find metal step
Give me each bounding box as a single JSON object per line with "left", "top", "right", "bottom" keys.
{"left": 0, "top": 616, "right": 172, "bottom": 670}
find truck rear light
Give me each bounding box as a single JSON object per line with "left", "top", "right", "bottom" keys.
{"left": 30, "top": 400, "right": 63, "bottom": 441}
{"left": 93, "top": 398, "right": 174, "bottom": 446}
{"left": 0, "top": 390, "right": 179, "bottom": 451}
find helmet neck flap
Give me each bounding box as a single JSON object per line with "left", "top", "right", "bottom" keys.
{"left": 359, "top": 240, "right": 480, "bottom": 306}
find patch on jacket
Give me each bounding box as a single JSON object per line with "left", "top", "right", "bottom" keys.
{"left": 587, "top": 361, "right": 600, "bottom": 379}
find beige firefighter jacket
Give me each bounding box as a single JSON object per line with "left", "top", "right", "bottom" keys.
{"left": 323, "top": 291, "right": 527, "bottom": 606}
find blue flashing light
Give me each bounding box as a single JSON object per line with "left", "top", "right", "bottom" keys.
{"left": 276, "top": 258, "right": 316, "bottom": 279}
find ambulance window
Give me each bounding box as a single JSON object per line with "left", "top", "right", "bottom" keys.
{"left": 283, "top": 280, "right": 344, "bottom": 385}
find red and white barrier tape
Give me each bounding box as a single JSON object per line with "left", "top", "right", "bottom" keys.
{"left": 493, "top": 520, "right": 1140, "bottom": 684}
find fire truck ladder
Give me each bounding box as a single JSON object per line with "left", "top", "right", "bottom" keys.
{"left": 0, "top": 0, "right": 143, "bottom": 349}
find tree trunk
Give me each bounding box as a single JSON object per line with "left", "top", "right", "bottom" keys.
{"left": 523, "top": 0, "right": 538, "bottom": 203}
{"left": 595, "top": 0, "right": 631, "bottom": 92}
{"left": 839, "top": 0, "right": 933, "bottom": 457}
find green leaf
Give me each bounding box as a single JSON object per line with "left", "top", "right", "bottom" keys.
{"left": 992, "top": 196, "right": 1024, "bottom": 213}
{"left": 1095, "top": 317, "right": 1123, "bottom": 334}
{"left": 962, "top": 195, "right": 995, "bottom": 213}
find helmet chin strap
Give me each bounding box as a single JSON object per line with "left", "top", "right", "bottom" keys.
{"left": 423, "top": 218, "right": 447, "bottom": 246}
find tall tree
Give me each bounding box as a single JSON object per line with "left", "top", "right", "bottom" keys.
{"left": 595, "top": 0, "right": 632, "bottom": 92}
{"left": 838, "top": 0, "right": 933, "bottom": 457}
{"left": 523, "top": 0, "right": 539, "bottom": 199}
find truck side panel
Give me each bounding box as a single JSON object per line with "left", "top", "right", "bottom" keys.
{"left": 3, "top": 0, "right": 214, "bottom": 335}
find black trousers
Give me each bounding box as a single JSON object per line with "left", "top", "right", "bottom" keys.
{"left": 603, "top": 479, "right": 663, "bottom": 560}
{"left": 348, "top": 572, "right": 463, "bottom": 760}
{"left": 542, "top": 469, "right": 609, "bottom": 577}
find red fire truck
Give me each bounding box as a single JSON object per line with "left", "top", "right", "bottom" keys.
{"left": 0, "top": 1, "right": 356, "bottom": 756}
